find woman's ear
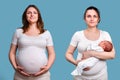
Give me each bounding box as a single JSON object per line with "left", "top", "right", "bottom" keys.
{"left": 98, "top": 18, "right": 100, "bottom": 23}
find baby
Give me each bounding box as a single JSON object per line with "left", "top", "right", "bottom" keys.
{"left": 71, "top": 40, "right": 113, "bottom": 76}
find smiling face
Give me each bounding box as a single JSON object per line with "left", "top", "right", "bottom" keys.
{"left": 84, "top": 9, "right": 100, "bottom": 28}
{"left": 26, "top": 7, "right": 38, "bottom": 24}
{"left": 22, "top": 5, "right": 45, "bottom": 33}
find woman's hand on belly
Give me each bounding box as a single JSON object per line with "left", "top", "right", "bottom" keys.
{"left": 32, "top": 65, "right": 49, "bottom": 77}
{"left": 16, "top": 65, "right": 30, "bottom": 77}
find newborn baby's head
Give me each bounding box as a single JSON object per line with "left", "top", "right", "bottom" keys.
{"left": 99, "top": 40, "right": 113, "bottom": 52}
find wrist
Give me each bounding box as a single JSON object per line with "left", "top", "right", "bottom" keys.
{"left": 90, "top": 51, "right": 95, "bottom": 57}
{"left": 46, "top": 64, "right": 51, "bottom": 70}
{"left": 74, "top": 60, "right": 79, "bottom": 66}
{"left": 14, "top": 66, "right": 18, "bottom": 71}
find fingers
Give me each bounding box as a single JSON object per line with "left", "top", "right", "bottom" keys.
{"left": 82, "top": 51, "right": 91, "bottom": 59}
{"left": 15, "top": 66, "right": 24, "bottom": 71}
{"left": 20, "top": 71, "right": 30, "bottom": 76}
{"left": 75, "top": 59, "right": 82, "bottom": 66}
{"left": 16, "top": 65, "right": 49, "bottom": 77}
{"left": 16, "top": 66, "right": 30, "bottom": 77}
{"left": 17, "top": 66, "right": 24, "bottom": 70}
{"left": 33, "top": 66, "right": 49, "bottom": 76}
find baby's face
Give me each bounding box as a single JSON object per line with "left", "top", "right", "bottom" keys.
{"left": 99, "top": 41, "right": 107, "bottom": 48}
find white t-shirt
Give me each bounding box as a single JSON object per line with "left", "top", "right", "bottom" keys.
{"left": 71, "top": 44, "right": 104, "bottom": 76}
{"left": 12, "top": 29, "right": 53, "bottom": 74}
{"left": 70, "top": 30, "right": 112, "bottom": 79}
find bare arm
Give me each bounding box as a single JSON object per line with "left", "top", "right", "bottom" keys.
{"left": 9, "top": 44, "right": 30, "bottom": 76}
{"left": 46, "top": 46, "right": 56, "bottom": 69}
{"left": 83, "top": 47, "right": 115, "bottom": 60}
{"left": 65, "top": 45, "right": 78, "bottom": 66}
{"left": 9, "top": 44, "right": 18, "bottom": 70}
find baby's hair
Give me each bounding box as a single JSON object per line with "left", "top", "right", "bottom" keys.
{"left": 104, "top": 41, "right": 113, "bottom": 52}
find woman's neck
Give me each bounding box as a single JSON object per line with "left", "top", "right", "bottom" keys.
{"left": 28, "top": 23, "right": 37, "bottom": 30}
{"left": 84, "top": 27, "right": 100, "bottom": 41}
{"left": 86, "top": 27, "right": 99, "bottom": 33}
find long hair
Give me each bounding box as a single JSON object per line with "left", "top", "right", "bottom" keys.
{"left": 22, "top": 4, "right": 45, "bottom": 34}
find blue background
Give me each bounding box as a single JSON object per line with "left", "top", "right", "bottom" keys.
{"left": 0, "top": 0, "right": 119, "bottom": 80}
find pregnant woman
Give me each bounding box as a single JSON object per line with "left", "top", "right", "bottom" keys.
{"left": 9, "top": 4, "right": 55, "bottom": 80}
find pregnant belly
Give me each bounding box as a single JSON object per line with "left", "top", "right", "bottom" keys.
{"left": 17, "top": 47, "right": 47, "bottom": 74}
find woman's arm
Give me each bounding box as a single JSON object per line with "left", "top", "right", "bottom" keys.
{"left": 9, "top": 44, "right": 18, "bottom": 70}
{"left": 65, "top": 45, "right": 78, "bottom": 66}
{"left": 9, "top": 44, "right": 30, "bottom": 76}
{"left": 83, "top": 47, "right": 115, "bottom": 60}
{"left": 46, "top": 46, "right": 56, "bottom": 69}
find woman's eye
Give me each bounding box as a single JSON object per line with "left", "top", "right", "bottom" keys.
{"left": 87, "top": 15, "right": 91, "bottom": 18}
{"left": 93, "top": 15, "right": 98, "bottom": 18}
{"left": 27, "top": 12, "right": 31, "bottom": 14}
{"left": 34, "top": 12, "right": 38, "bottom": 14}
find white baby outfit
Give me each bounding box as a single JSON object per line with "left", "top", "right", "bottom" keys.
{"left": 71, "top": 44, "right": 103, "bottom": 76}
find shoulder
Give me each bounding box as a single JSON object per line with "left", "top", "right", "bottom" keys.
{"left": 100, "top": 30, "right": 110, "bottom": 35}
{"left": 15, "top": 28, "right": 23, "bottom": 33}
{"left": 43, "top": 30, "right": 51, "bottom": 35}
{"left": 73, "top": 30, "right": 83, "bottom": 36}
{"left": 42, "top": 30, "right": 52, "bottom": 38}
{"left": 45, "top": 30, "right": 50, "bottom": 33}
{"left": 71, "top": 30, "right": 84, "bottom": 41}
{"left": 100, "top": 30, "right": 112, "bottom": 41}
{"left": 13, "top": 28, "right": 23, "bottom": 37}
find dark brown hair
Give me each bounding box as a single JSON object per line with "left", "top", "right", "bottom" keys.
{"left": 22, "top": 4, "right": 45, "bottom": 34}
{"left": 84, "top": 6, "right": 101, "bottom": 23}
